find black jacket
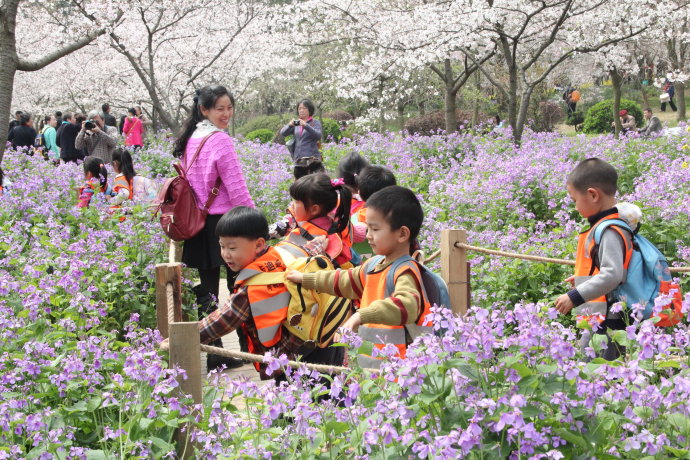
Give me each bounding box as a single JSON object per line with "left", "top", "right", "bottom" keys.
{"left": 8, "top": 125, "right": 37, "bottom": 150}
{"left": 58, "top": 123, "right": 85, "bottom": 162}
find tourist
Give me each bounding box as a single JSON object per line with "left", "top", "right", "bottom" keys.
{"left": 638, "top": 108, "right": 662, "bottom": 138}
{"left": 172, "top": 85, "right": 254, "bottom": 370}
{"left": 122, "top": 108, "right": 144, "bottom": 150}
{"left": 75, "top": 110, "right": 118, "bottom": 163}
{"left": 8, "top": 112, "right": 36, "bottom": 152}
{"left": 280, "top": 99, "right": 324, "bottom": 179}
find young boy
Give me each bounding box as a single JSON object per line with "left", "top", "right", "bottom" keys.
{"left": 555, "top": 158, "right": 635, "bottom": 360}
{"left": 351, "top": 165, "right": 397, "bottom": 259}
{"left": 287, "top": 185, "right": 432, "bottom": 369}
{"left": 198, "top": 206, "right": 344, "bottom": 379}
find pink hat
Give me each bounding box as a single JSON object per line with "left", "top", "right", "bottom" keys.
{"left": 619, "top": 110, "right": 628, "bottom": 116}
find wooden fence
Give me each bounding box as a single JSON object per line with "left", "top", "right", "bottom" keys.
{"left": 156, "top": 228, "right": 689, "bottom": 457}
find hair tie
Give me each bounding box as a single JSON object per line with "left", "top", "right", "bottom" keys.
{"left": 331, "top": 178, "right": 345, "bottom": 187}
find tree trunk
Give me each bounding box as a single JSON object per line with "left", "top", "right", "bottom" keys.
{"left": 676, "top": 81, "right": 686, "bottom": 121}
{"left": 0, "top": 1, "right": 19, "bottom": 164}
{"left": 443, "top": 60, "right": 458, "bottom": 133}
{"left": 611, "top": 69, "right": 623, "bottom": 138}
{"left": 397, "top": 101, "right": 406, "bottom": 132}
{"left": 0, "top": 61, "right": 16, "bottom": 164}
{"left": 513, "top": 86, "right": 534, "bottom": 144}
{"left": 471, "top": 71, "right": 480, "bottom": 127}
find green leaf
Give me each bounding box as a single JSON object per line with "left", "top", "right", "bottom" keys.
{"left": 633, "top": 406, "right": 653, "bottom": 420}
{"left": 657, "top": 359, "right": 682, "bottom": 369}
{"left": 663, "top": 445, "right": 690, "bottom": 457}
{"left": 511, "top": 362, "right": 533, "bottom": 378}
{"left": 668, "top": 413, "right": 690, "bottom": 437}
{"left": 86, "top": 396, "right": 102, "bottom": 412}
{"left": 553, "top": 427, "right": 589, "bottom": 450}
{"left": 325, "top": 421, "right": 349, "bottom": 435}
{"left": 85, "top": 450, "right": 107, "bottom": 460}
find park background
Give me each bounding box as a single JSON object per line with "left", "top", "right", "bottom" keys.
{"left": 1, "top": 0, "right": 690, "bottom": 458}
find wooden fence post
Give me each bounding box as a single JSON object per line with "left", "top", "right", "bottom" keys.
{"left": 169, "top": 321, "right": 202, "bottom": 458}
{"left": 169, "top": 239, "right": 183, "bottom": 264}
{"left": 155, "top": 263, "right": 183, "bottom": 338}
{"left": 441, "top": 229, "right": 469, "bottom": 315}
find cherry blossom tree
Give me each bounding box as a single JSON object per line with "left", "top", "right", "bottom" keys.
{"left": 459, "top": 0, "right": 659, "bottom": 143}
{"left": 0, "top": 0, "right": 122, "bottom": 162}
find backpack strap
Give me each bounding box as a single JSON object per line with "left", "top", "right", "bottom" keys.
{"left": 383, "top": 255, "right": 418, "bottom": 298}
{"left": 242, "top": 272, "right": 286, "bottom": 286}
{"left": 183, "top": 132, "right": 218, "bottom": 175}
{"left": 592, "top": 218, "right": 634, "bottom": 246}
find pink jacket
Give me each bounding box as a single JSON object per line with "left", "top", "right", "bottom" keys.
{"left": 184, "top": 132, "right": 254, "bottom": 214}
{"left": 123, "top": 117, "right": 144, "bottom": 147}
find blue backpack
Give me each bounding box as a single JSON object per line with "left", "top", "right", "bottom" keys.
{"left": 593, "top": 219, "right": 682, "bottom": 325}
{"left": 367, "top": 255, "right": 451, "bottom": 336}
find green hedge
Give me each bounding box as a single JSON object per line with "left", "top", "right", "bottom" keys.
{"left": 321, "top": 117, "right": 342, "bottom": 142}
{"left": 582, "top": 99, "right": 643, "bottom": 134}
{"left": 246, "top": 128, "right": 275, "bottom": 143}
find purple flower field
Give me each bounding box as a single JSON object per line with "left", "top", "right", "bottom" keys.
{"left": 1, "top": 127, "right": 689, "bottom": 458}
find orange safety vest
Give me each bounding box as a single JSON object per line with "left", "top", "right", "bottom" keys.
{"left": 113, "top": 175, "right": 133, "bottom": 200}
{"left": 277, "top": 220, "right": 355, "bottom": 267}
{"left": 574, "top": 212, "right": 633, "bottom": 322}
{"left": 234, "top": 247, "right": 291, "bottom": 350}
{"left": 351, "top": 198, "right": 365, "bottom": 215}
{"left": 356, "top": 258, "right": 433, "bottom": 369}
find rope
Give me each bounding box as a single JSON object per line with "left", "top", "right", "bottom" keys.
{"left": 424, "top": 249, "right": 441, "bottom": 264}
{"left": 159, "top": 341, "right": 377, "bottom": 375}
{"left": 166, "top": 282, "right": 175, "bottom": 325}
{"left": 455, "top": 242, "right": 576, "bottom": 265}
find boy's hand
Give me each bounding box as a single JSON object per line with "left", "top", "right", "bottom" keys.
{"left": 286, "top": 270, "right": 304, "bottom": 284}
{"left": 555, "top": 294, "right": 575, "bottom": 314}
{"left": 333, "top": 312, "right": 362, "bottom": 342}
{"left": 564, "top": 275, "right": 575, "bottom": 287}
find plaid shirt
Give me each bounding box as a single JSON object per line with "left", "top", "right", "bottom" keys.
{"left": 198, "top": 285, "right": 307, "bottom": 377}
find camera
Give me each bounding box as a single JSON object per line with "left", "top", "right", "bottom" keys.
{"left": 84, "top": 120, "right": 95, "bottom": 130}
{"left": 292, "top": 119, "right": 300, "bottom": 127}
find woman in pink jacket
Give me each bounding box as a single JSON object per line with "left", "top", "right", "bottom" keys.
{"left": 122, "top": 108, "right": 144, "bottom": 149}
{"left": 172, "top": 85, "right": 255, "bottom": 370}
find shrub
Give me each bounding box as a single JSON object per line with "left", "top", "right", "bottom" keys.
{"left": 323, "top": 110, "right": 354, "bottom": 123}
{"left": 246, "top": 128, "right": 275, "bottom": 143}
{"left": 237, "top": 114, "right": 290, "bottom": 137}
{"left": 566, "top": 111, "right": 585, "bottom": 126}
{"left": 321, "top": 117, "right": 342, "bottom": 142}
{"left": 582, "top": 98, "right": 643, "bottom": 134}
{"left": 529, "top": 101, "right": 564, "bottom": 132}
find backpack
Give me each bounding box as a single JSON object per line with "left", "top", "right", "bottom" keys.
{"left": 570, "top": 90, "right": 581, "bottom": 102}
{"left": 34, "top": 129, "right": 46, "bottom": 150}
{"left": 154, "top": 133, "right": 220, "bottom": 241}
{"left": 367, "top": 255, "right": 451, "bottom": 336}
{"left": 132, "top": 175, "right": 159, "bottom": 204}
{"left": 593, "top": 219, "right": 683, "bottom": 326}
{"left": 243, "top": 248, "right": 353, "bottom": 348}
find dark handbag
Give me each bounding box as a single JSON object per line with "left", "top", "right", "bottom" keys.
{"left": 286, "top": 137, "right": 296, "bottom": 156}
{"left": 155, "top": 133, "right": 221, "bottom": 241}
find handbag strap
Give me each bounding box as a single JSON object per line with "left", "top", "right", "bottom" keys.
{"left": 183, "top": 132, "right": 218, "bottom": 175}
{"left": 201, "top": 176, "right": 223, "bottom": 212}
{"left": 125, "top": 117, "right": 140, "bottom": 136}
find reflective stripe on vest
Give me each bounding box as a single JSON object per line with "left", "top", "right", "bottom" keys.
{"left": 113, "top": 175, "right": 133, "bottom": 200}
{"left": 234, "top": 247, "right": 290, "bottom": 347}
{"left": 356, "top": 257, "right": 432, "bottom": 366}
{"left": 574, "top": 213, "right": 633, "bottom": 321}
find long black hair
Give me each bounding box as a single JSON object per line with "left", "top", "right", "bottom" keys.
{"left": 289, "top": 173, "right": 352, "bottom": 234}
{"left": 83, "top": 157, "right": 108, "bottom": 191}
{"left": 336, "top": 152, "right": 369, "bottom": 191}
{"left": 112, "top": 148, "right": 136, "bottom": 183}
{"left": 173, "top": 85, "right": 234, "bottom": 158}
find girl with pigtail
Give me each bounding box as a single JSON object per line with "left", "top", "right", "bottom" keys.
{"left": 173, "top": 85, "right": 254, "bottom": 371}
{"left": 276, "top": 172, "right": 358, "bottom": 268}
{"left": 76, "top": 157, "right": 108, "bottom": 208}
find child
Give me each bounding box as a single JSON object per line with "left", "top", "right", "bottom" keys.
{"left": 109, "top": 148, "right": 135, "bottom": 207}
{"left": 198, "top": 206, "right": 345, "bottom": 379}
{"left": 76, "top": 157, "right": 108, "bottom": 208}
{"left": 350, "top": 165, "right": 397, "bottom": 259}
{"left": 287, "top": 185, "right": 432, "bottom": 369}
{"left": 336, "top": 152, "right": 370, "bottom": 214}
{"left": 555, "top": 158, "right": 636, "bottom": 360}
{"left": 274, "top": 173, "right": 356, "bottom": 268}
